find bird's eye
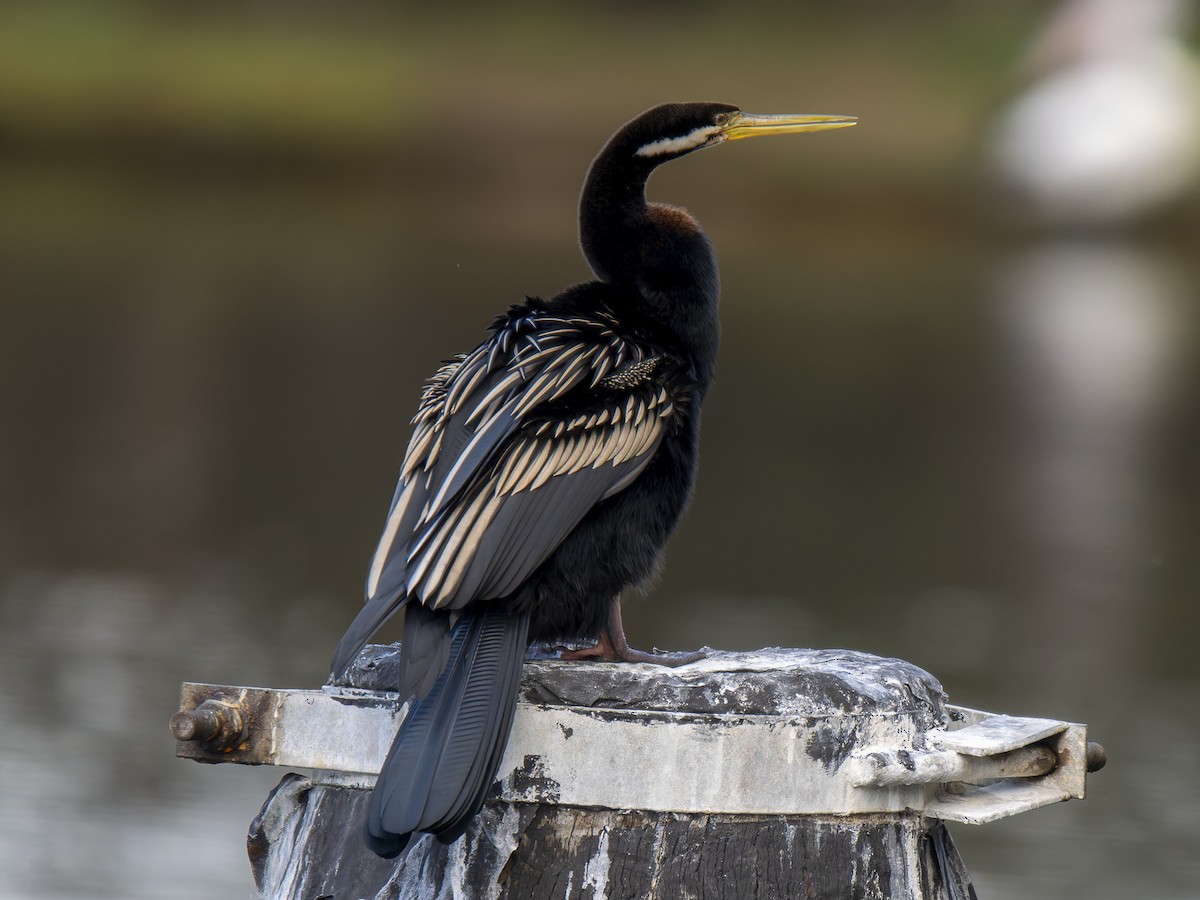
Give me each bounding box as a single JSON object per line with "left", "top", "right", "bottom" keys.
{"left": 713, "top": 113, "right": 731, "bottom": 127}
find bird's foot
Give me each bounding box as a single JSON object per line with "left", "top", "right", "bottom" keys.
{"left": 617, "top": 645, "right": 708, "bottom": 667}
{"left": 556, "top": 616, "right": 706, "bottom": 667}
{"left": 557, "top": 641, "right": 705, "bottom": 667}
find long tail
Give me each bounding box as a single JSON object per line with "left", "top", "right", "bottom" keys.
{"left": 366, "top": 605, "right": 531, "bottom": 858}
{"left": 330, "top": 589, "right": 453, "bottom": 703}
{"left": 329, "top": 583, "right": 407, "bottom": 680}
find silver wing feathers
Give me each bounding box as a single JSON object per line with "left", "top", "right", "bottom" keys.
{"left": 355, "top": 308, "right": 684, "bottom": 651}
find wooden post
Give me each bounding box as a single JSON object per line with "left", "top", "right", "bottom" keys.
{"left": 173, "top": 647, "right": 1098, "bottom": 898}
{"left": 249, "top": 781, "right": 973, "bottom": 899}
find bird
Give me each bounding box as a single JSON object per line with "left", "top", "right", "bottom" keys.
{"left": 989, "top": 0, "right": 1200, "bottom": 226}
{"left": 329, "top": 101, "right": 856, "bottom": 858}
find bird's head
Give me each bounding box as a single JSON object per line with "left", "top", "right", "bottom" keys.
{"left": 613, "top": 101, "right": 857, "bottom": 165}
{"left": 580, "top": 101, "right": 856, "bottom": 301}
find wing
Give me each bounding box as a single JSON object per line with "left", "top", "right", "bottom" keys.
{"left": 330, "top": 305, "right": 688, "bottom": 675}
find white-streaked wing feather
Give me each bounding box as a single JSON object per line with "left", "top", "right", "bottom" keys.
{"left": 365, "top": 305, "right": 683, "bottom": 615}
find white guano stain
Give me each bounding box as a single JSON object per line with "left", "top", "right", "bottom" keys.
{"left": 580, "top": 826, "right": 612, "bottom": 897}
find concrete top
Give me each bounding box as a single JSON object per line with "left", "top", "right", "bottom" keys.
{"left": 342, "top": 644, "right": 948, "bottom": 722}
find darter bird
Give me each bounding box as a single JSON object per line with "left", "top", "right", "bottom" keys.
{"left": 330, "top": 101, "right": 855, "bottom": 857}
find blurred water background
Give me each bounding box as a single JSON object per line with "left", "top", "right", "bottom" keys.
{"left": 1, "top": 2, "right": 1198, "bottom": 898}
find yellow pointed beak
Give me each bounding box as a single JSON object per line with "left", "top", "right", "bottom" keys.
{"left": 720, "top": 112, "right": 857, "bottom": 141}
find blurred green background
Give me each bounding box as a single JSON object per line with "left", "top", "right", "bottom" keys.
{"left": 1, "top": 2, "right": 1198, "bottom": 898}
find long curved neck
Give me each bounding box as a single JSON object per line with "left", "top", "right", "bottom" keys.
{"left": 579, "top": 148, "right": 720, "bottom": 387}
{"left": 579, "top": 152, "right": 650, "bottom": 284}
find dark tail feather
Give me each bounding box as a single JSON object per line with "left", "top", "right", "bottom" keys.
{"left": 365, "top": 606, "right": 531, "bottom": 858}
{"left": 329, "top": 583, "right": 407, "bottom": 679}
{"left": 397, "top": 603, "right": 453, "bottom": 700}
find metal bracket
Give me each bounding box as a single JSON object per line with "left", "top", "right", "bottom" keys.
{"left": 171, "top": 682, "right": 404, "bottom": 772}
{"left": 173, "top": 681, "right": 1103, "bottom": 823}
{"left": 847, "top": 705, "right": 1098, "bottom": 824}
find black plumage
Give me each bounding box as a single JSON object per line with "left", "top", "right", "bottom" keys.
{"left": 330, "top": 101, "right": 855, "bottom": 857}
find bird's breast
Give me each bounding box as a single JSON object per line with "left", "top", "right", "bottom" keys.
{"left": 645, "top": 202, "right": 703, "bottom": 235}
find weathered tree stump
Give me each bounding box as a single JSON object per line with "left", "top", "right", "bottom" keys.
{"left": 245, "top": 648, "right": 979, "bottom": 899}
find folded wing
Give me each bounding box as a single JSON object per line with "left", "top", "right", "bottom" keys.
{"left": 330, "top": 306, "right": 686, "bottom": 678}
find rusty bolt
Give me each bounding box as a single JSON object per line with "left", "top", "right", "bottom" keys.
{"left": 170, "top": 706, "right": 221, "bottom": 741}
{"left": 170, "top": 698, "right": 246, "bottom": 750}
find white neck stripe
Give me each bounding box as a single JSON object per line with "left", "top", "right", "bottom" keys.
{"left": 635, "top": 126, "right": 721, "bottom": 158}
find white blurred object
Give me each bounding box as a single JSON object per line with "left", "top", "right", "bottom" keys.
{"left": 990, "top": 0, "right": 1200, "bottom": 226}
{"left": 996, "top": 241, "right": 1183, "bottom": 556}
{"left": 998, "top": 242, "right": 1181, "bottom": 428}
